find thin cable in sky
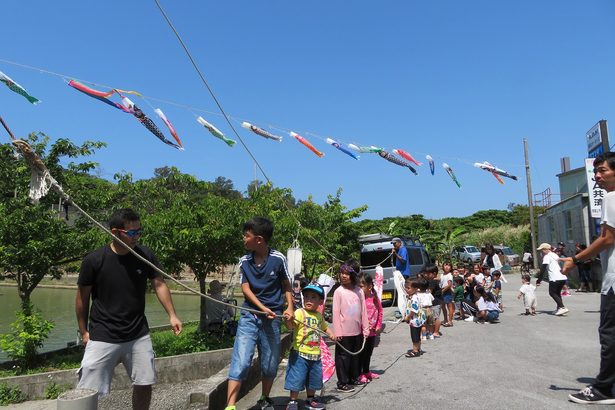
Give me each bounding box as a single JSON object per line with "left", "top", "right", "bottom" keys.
{"left": 152, "top": 0, "right": 344, "bottom": 263}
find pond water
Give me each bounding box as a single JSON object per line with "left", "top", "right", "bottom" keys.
{"left": 0, "top": 286, "right": 209, "bottom": 362}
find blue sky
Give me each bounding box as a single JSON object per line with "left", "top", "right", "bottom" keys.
{"left": 1, "top": 1, "right": 614, "bottom": 220}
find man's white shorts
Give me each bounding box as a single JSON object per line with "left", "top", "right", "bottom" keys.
{"left": 77, "top": 334, "right": 156, "bottom": 395}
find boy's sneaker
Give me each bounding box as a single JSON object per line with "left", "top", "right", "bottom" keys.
{"left": 569, "top": 385, "right": 615, "bottom": 404}
{"left": 286, "top": 400, "right": 299, "bottom": 410}
{"left": 464, "top": 316, "right": 475, "bottom": 322}
{"left": 428, "top": 334, "right": 435, "bottom": 340}
{"left": 336, "top": 384, "right": 355, "bottom": 393}
{"left": 421, "top": 335, "right": 427, "bottom": 341}
{"left": 555, "top": 307, "right": 569, "bottom": 316}
{"left": 368, "top": 371, "right": 380, "bottom": 379}
{"left": 306, "top": 397, "right": 326, "bottom": 410}
{"left": 257, "top": 396, "right": 275, "bottom": 410}
{"left": 358, "top": 374, "right": 370, "bottom": 384}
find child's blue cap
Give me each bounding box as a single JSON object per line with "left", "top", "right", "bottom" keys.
{"left": 302, "top": 283, "right": 325, "bottom": 299}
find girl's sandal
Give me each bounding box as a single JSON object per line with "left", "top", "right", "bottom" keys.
{"left": 405, "top": 351, "right": 420, "bottom": 358}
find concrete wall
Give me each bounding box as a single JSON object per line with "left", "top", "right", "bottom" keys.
{"left": 0, "top": 347, "right": 233, "bottom": 400}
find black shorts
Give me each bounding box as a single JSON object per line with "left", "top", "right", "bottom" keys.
{"left": 410, "top": 326, "right": 421, "bottom": 343}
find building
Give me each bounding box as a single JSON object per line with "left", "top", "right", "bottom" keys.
{"left": 536, "top": 119, "right": 609, "bottom": 288}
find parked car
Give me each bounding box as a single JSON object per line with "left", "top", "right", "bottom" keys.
{"left": 493, "top": 245, "right": 520, "bottom": 266}
{"left": 359, "top": 233, "right": 430, "bottom": 307}
{"left": 451, "top": 245, "right": 482, "bottom": 264}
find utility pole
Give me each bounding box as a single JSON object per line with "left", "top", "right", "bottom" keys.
{"left": 524, "top": 138, "right": 538, "bottom": 268}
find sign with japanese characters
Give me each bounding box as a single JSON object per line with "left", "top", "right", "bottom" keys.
{"left": 587, "top": 120, "right": 610, "bottom": 158}
{"left": 586, "top": 158, "right": 606, "bottom": 219}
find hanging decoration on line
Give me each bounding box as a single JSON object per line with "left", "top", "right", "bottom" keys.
{"left": 290, "top": 131, "right": 324, "bottom": 157}
{"left": 0, "top": 71, "right": 40, "bottom": 104}
{"left": 67, "top": 80, "right": 136, "bottom": 113}
{"left": 241, "top": 122, "right": 282, "bottom": 142}
{"left": 378, "top": 150, "right": 418, "bottom": 175}
{"left": 197, "top": 116, "right": 236, "bottom": 147}
{"left": 348, "top": 144, "right": 383, "bottom": 153}
{"left": 426, "top": 155, "right": 435, "bottom": 175}
{"left": 1, "top": 115, "right": 53, "bottom": 202}
{"left": 393, "top": 149, "right": 422, "bottom": 166}
{"left": 443, "top": 163, "right": 461, "bottom": 188}
{"left": 326, "top": 138, "right": 359, "bottom": 160}
{"left": 154, "top": 109, "right": 184, "bottom": 149}
{"left": 473, "top": 161, "right": 518, "bottom": 183}
{"left": 121, "top": 97, "right": 183, "bottom": 150}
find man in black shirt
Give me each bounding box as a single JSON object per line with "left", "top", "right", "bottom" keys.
{"left": 76, "top": 208, "right": 182, "bottom": 409}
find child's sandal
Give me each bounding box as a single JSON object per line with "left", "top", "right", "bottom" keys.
{"left": 405, "top": 351, "right": 420, "bottom": 358}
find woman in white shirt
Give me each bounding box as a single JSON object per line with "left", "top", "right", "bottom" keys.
{"left": 536, "top": 243, "right": 569, "bottom": 316}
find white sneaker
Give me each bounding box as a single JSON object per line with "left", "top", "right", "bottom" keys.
{"left": 464, "top": 316, "right": 475, "bottom": 322}
{"left": 555, "top": 307, "right": 569, "bottom": 316}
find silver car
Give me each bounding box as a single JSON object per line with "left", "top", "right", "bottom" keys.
{"left": 493, "top": 245, "right": 520, "bottom": 266}
{"left": 452, "top": 245, "right": 482, "bottom": 263}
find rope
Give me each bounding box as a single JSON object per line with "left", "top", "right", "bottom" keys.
{"left": 360, "top": 252, "right": 394, "bottom": 269}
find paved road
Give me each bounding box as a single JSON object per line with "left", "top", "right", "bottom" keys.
{"left": 238, "top": 284, "right": 603, "bottom": 410}
{"left": 7, "top": 284, "right": 604, "bottom": 409}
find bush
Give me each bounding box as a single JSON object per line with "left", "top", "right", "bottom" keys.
{"left": 0, "top": 302, "right": 54, "bottom": 371}
{"left": 0, "top": 382, "right": 25, "bottom": 405}
{"left": 44, "top": 380, "right": 71, "bottom": 400}
{"left": 151, "top": 323, "right": 234, "bottom": 357}
{"left": 460, "top": 225, "right": 531, "bottom": 256}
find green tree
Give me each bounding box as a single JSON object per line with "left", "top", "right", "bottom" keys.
{"left": 0, "top": 134, "right": 105, "bottom": 367}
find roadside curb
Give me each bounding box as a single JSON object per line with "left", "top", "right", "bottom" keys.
{"left": 188, "top": 333, "right": 292, "bottom": 410}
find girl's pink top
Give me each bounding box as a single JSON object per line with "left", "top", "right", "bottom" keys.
{"left": 332, "top": 285, "right": 370, "bottom": 337}
{"left": 365, "top": 294, "right": 383, "bottom": 336}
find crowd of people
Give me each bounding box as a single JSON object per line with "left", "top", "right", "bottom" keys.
{"left": 68, "top": 152, "right": 615, "bottom": 408}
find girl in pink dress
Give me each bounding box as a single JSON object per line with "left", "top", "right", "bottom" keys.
{"left": 332, "top": 260, "right": 370, "bottom": 393}
{"left": 358, "top": 274, "right": 383, "bottom": 383}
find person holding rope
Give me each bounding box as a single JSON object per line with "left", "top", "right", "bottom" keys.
{"left": 391, "top": 237, "right": 411, "bottom": 278}
{"left": 225, "top": 217, "right": 294, "bottom": 410}
{"left": 332, "top": 260, "right": 369, "bottom": 393}
{"left": 75, "top": 208, "right": 182, "bottom": 410}
{"left": 284, "top": 283, "right": 336, "bottom": 410}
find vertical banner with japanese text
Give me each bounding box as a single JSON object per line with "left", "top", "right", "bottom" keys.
{"left": 585, "top": 158, "right": 606, "bottom": 219}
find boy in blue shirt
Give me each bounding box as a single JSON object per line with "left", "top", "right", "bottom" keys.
{"left": 226, "top": 217, "right": 294, "bottom": 410}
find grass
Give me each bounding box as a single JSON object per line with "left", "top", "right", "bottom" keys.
{"left": 0, "top": 323, "right": 234, "bottom": 378}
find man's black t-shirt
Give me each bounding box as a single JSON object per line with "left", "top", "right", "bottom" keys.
{"left": 78, "top": 245, "right": 160, "bottom": 343}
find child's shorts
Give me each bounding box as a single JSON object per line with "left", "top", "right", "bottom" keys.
{"left": 423, "top": 307, "right": 434, "bottom": 325}
{"left": 523, "top": 296, "right": 537, "bottom": 309}
{"left": 284, "top": 350, "right": 323, "bottom": 392}
{"left": 409, "top": 325, "right": 421, "bottom": 343}
{"left": 431, "top": 304, "right": 442, "bottom": 319}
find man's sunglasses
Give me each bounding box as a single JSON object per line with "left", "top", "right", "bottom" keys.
{"left": 116, "top": 228, "right": 143, "bottom": 238}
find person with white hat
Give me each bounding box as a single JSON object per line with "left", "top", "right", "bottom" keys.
{"left": 535, "top": 242, "right": 569, "bottom": 316}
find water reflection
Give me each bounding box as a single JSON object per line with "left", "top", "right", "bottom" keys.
{"left": 0, "top": 286, "right": 205, "bottom": 362}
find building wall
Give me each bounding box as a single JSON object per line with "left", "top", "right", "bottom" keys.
{"left": 537, "top": 194, "right": 590, "bottom": 252}
{"left": 558, "top": 168, "right": 587, "bottom": 201}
